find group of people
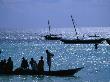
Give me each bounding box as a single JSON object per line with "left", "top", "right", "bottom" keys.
{"left": 0, "top": 57, "right": 13, "bottom": 74}
{"left": 0, "top": 49, "right": 54, "bottom": 74}
{"left": 21, "top": 56, "right": 44, "bottom": 74}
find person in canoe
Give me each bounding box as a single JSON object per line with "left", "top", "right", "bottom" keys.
{"left": 46, "top": 49, "right": 54, "bottom": 72}
{"left": 7, "top": 57, "right": 13, "bottom": 73}
{"left": 30, "top": 58, "right": 37, "bottom": 73}
{"left": 38, "top": 56, "right": 44, "bottom": 75}
{"left": 0, "top": 59, "right": 6, "bottom": 73}
{"left": 2, "top": 59, "right": 9, "bottom": 74}
{"left": 21, "top": 57, "right": 29, "bottom": 69}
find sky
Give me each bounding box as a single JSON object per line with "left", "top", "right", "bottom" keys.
{"left": 0, "top": 0, "right": 110, "bottom": 31}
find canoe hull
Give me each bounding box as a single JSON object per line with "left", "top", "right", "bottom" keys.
{"left": 44, "top": 67, "right": 83, "bottom": 76}
{"left": 4, "top": 67, "right": 83, "bottom": 76}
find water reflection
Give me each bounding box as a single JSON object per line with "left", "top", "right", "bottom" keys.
{"left": 0, "top": 38, "right": 110, "bottom": 82}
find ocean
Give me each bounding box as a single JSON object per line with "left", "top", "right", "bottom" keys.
{"left": 0, "top": 27, "right": 110, "bottom": 82}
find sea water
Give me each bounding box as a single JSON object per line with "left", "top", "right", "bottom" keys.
{"left": 0, "top": 27, "right": 110, "bottom": 82}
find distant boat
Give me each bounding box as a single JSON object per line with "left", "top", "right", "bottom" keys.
{"left": 60, "top": 15, "right": 103, "bottom": 44}
{"left": 44, "top": 34, "right": 62, "bottom": 40}
{"left": 61, "top": 38, "right": 103, "bottom": 44}
{"left": 106, "top": 39, "right": 110, "bottom": 45}
{"left": 44, "top": 20, "right": 62, "bottom": 40}
{"left": 88, "top": 34, "right": 100, "bottom": 37}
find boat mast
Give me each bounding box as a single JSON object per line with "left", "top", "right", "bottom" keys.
{"left": 71, "top": 15, "right": 78, "bottom": 39}
{"left": 48, "top": 20, "right": 51, "bottom": 35}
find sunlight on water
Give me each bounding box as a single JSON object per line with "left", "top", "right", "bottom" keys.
{"left": 0, "top": 30, "right": 110, "bottom": 82}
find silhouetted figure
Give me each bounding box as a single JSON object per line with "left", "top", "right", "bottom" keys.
{"left": 3, "top": 59, "right": 9, "bottom": 73}
{"left": 95, "top": 43, "right": 98, "bottom": 49}
{"left": 0, "top": 49, "right": 1, "bottom": 54}
{"left": 0, "top": 60, "right": 4, "bottom": 73}
{"left": 46, "top": 50, "right": 54, "bottom": 72}
{"left": 0, "top": 59, "right": 9, "bottom": 74}
{"left": 7, "top": 57, "right": 13, "bottom": 72}
{"left": 21, "top": 57, "right": 29, "bottom": 69}
{"left": 38, "top": 56, "right": 44, "bottom": 74}
{"left": 30, "top": 58, "right": 37, "bottom": 72}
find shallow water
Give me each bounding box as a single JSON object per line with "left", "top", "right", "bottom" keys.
{"left": 0, "top": 32, "right": 110, "bottom": 82}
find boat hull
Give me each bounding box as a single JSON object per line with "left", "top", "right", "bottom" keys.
{"left": 61, "top": 39, "right": 103, "bottom": 44}
{"left": 44, "top": 67, "right": 83, "bottom": 76}
{"left": 44, "top": 35, "right": 62, "bottom": 40}
{"left": 0, "top": 67, "right": 83, "bottom": 76}
{"left": 106, "top": 39, "right": 110, "bottom": 45}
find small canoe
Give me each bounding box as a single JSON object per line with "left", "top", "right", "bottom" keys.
{"left": 13, "top": 67, "right": 83, "bottom": 76}
{"left": 44, "top": 67, "right": 83, "bottom": 76}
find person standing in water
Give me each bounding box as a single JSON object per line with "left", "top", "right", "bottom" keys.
{"left": 46, "top": 50, "right": 54, "bottom": 72}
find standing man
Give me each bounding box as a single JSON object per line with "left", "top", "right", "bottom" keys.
{"left": 46, "top": 49, "right": 54, "bottom": 72}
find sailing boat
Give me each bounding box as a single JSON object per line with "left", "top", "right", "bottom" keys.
{"left": 44, "top": 20, "right": 62, "bottom": 40}
{"left": 60, "top": 15, "right": 103, "bottom": 44}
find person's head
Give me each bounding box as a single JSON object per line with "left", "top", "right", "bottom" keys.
{"left": 22, "top": 57, "right": 25, "bottom": 60}
{"left": 1, "top": 60, "right": 3, "bottom": 62}
{"left": 41, "top": 56, "right": 43, "bottom": 60}
{"left": 46, "top": 50, "right": 48, "bottom": 53}
{"left": 31, "top": 58, "right": 33, "bottom": 61}
{"left": 8, "top": 57, "right": 11, "bottom": 61}
{"left": 4, "top": 59, "right": 6, "bottom": 63}
{"left": 9, "top": 57, "right": 11, "bottom": 59}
